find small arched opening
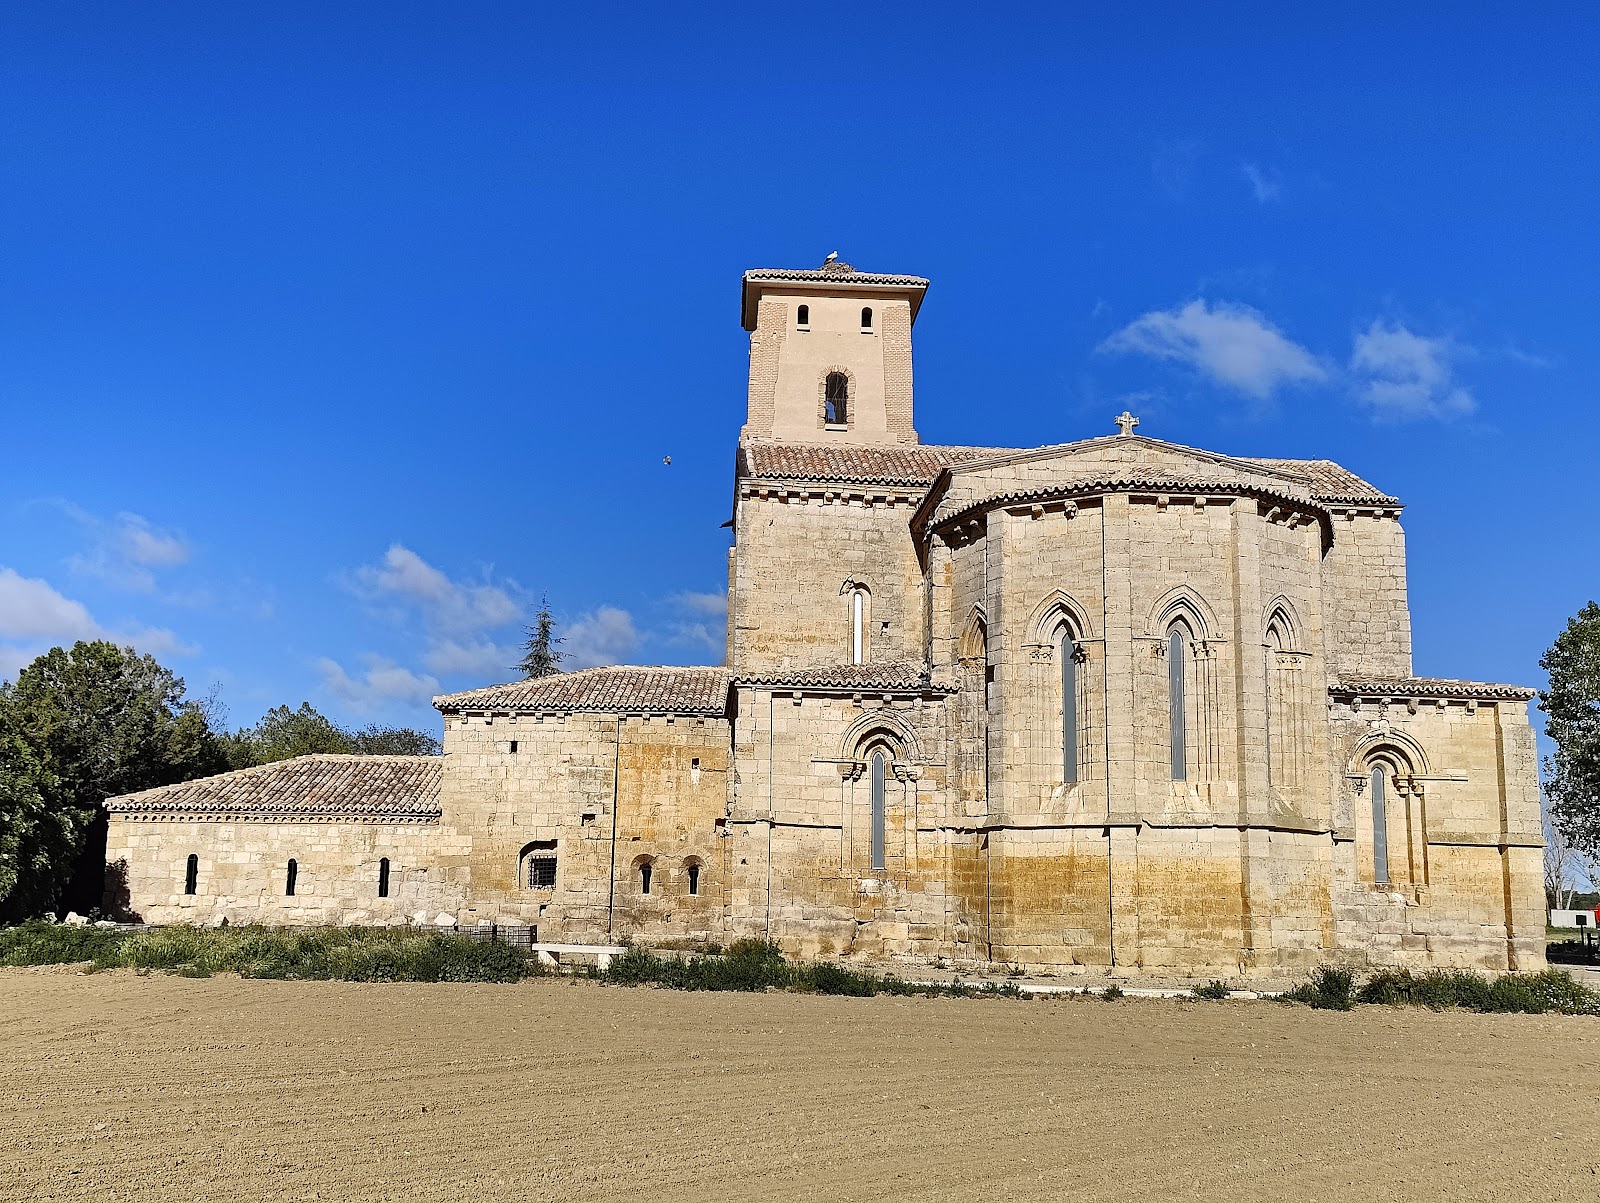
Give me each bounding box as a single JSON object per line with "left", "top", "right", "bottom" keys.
{"left": 183, "top": 854, "right": 198, "bottom": 896}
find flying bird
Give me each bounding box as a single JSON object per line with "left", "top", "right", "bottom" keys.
{"left": 663, "top": 456, "right": 672, "bottom": 465}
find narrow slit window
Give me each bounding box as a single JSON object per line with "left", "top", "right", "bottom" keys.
{"left": 687, "top": 862, "right": 701, "bottom": 895}
{"left": 825, "top": 372, "right": 849, "bottom": 425}
{"left": 1168, "top": 628, "right": 1187, "bottom": 781}
{"left": 640, "top": 863, "right": 653, "bottom": 894}
{"left": 797, "top": 304, "right": 809, "bottom": 328}
{"left": 861, "top": 306, "right": 873, "bottom": 331}
{"left": 509, "top": 739, "right": 518, "bottom": 754}
{"left": 285, "top": 858, "right": 298, "bottom": 897}
{"left": 377, "top": 857, "right": 391, "bottom": 898}
{"left": 870, "top": 750, "right": 887, "bottom": 871}
{"left": 1061, "top": 633, "right": 1079, "bottom": 784}
{"left": 851, "top": 589, "right": 865, "bottom": 664}
{"left": 184, "top": 854, "right": 198, "bottom": 895}
{"left": 1371, "top": 768, "right": 1390, "bottom": 883}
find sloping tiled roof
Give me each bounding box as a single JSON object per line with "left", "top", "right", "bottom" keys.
{"left": 735, "top": 662, "right": 946, "bottom": 692}
{"left": 105, "top": 755, "right": 442, "bottom": 821}
{"left": 740, "top": 442, "right": 1023, "bottom": 487}
{"left": 741, "top": 441, "right": 1397, "bottom": 505}
{"left": 1331, "top": 676, "right": 1536, "bottom": 701}
{"left": 1244, "top": 458, "right": 1399, "bottom": 506}
{"left": 743, "top": 264, "right": 929, "bottom": 288}
{"left": 434, "top": 666, "right": 733, "bottom": 715}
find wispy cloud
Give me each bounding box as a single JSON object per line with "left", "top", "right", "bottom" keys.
{"left": 566, "top": 606, "right": 639, "bottom": 669}
{"left": 1241, "top": 162, "right": 1283, "bottom": 204}
{"left": 352, "top": 544, "right": 521, "bottom": 634}
{"left": 1349, "top": 321, "right": 1475, "bottom": 421}
{"left": 63, "top": 508, "right": 191, "bottom": 593}
{"left": 664, "top": 591, "right": 727, "bottom": 659}
{"left": 0, "top": 565, "right": 194, "bottom": 682}
{"left": 316, "top": 655, "right": 440, "bottom": 712}
{"left": 1099, "top": 300, "right": 1326, "bottom": 400}
{"left": 421, "top": 637, "right": 520, "bottom": 677}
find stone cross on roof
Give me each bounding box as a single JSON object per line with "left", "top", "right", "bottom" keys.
{"left": 1115, "top": 410, "right": 1140, "bottom": 436}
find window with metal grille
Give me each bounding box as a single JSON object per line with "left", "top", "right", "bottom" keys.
{"left": 523, "top": 839, "right": 557, "bottom": 889}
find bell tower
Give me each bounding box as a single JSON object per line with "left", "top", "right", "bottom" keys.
{"left": 740, "top": 257, "right": 928, "bottom": 445}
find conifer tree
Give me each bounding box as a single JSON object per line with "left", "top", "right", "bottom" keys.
{"left": 518, "top": 595, "right": 565, "bottom": 679}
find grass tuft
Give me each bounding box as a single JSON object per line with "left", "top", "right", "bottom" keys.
{"left": 1192, "top": 980, "right": 1231, "bottom": 1001}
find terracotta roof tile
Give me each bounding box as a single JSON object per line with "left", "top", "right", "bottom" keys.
{"left": 434, "top": 666, "right": 733, "bottom": 715}
{"left": 1331, "top": 676, "right": 1536, "bottom": 701}
{"left": 735, "top": 662, "right": 946, "bottom": 692}
{"left": 740, "top": 442, "right": 1021, "bottom": 487}
{"left": 742, "top": 441, "right": 1396, "bottom": 505}
{"left": 743, "top": 265, "right": 929, "bottom": 288}
{"left": 106, "top": 755, "right": 442, "bottom": 821}
{"left": 1243, "top": 458, "right": 1399, "bottom": 505}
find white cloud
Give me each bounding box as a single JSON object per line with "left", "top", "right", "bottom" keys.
{"left": 317, "top": 656, "right": 441, "bottom": 711}
{"left": 565, "top": 606, "right": 639, "bottom": 670}
{"left": 0, "top": 566, "right": 195, "bottom": 678}
{"left": 1100, "top": 300, "right": 1326, "bottom": 400}
{"left": 422, "top": 638, "right": 520, "bottom": 677}
{"left": 1349, "top": 321, "right": 1475, "bottom": 420}
{"left": 664, "top": 591, "right": 728, "bottom": 659}
{"left": 353, "top": 544, "right": 521, "bottom": 634}
{"left": 65, "top": 509, "right": 191, "bottom": 593}
{"left": 1241, "top": 162, "right": 1283, "bottom": 204}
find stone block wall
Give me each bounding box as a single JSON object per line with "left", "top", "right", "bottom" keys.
{"left": 1321, "top": 513, "right": 1413, "bottom": 678}
{"left": 104, "top": 817, "right": 463, "bottom": 927}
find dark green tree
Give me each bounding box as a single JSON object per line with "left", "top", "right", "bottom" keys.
{"left": 226, "top": 703, "right": 440, "bottom": 764}
{"left": 0, "top": 641, "right": 227, "bottom": 920}
{"left": 1540, "top": 601, "right": 1600, "bottom": 860}
{"left": 517, "top": 594, "right": 565, "bottom": 679}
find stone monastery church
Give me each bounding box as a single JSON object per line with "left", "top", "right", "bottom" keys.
{"left": 106, "top": 259, "right": 1546, "bottom": 978}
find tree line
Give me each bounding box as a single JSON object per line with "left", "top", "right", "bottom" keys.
{"left": 0, "top": 598, "right": 570, "bottom": 924}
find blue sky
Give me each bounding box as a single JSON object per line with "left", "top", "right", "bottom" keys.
{"left": 2, "top": 4, "right": 1596, "bottom": 740}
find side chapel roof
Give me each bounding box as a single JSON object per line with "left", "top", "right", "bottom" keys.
{"left": 435, "top": 666, "right": 734, "bottom": 716}
{"left": 105, "top": 755, "right": 443, "bottom": 821}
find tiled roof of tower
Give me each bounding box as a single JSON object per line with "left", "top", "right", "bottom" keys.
{"left": 735, "top": 662, "right": 948, "bottom": 692}
{"left": 1243, "top": 458, "right": 1399, "bottom": 506}
{"left": 743, "top": 264, "right": 930, "bottom": 288}
{"left": 1331, "top": 676, "right": 1537, "bottom": 701}
{"left": 435, "top": 666, "right": 733, "bottom": 715}
{"left": 740, "top": 441, "right": 1399, "bottom": 505}
{"left": 104, "top": 755, "right": 442, "bottom": 821}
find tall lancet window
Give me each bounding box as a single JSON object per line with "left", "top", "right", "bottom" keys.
{"left": 1168, "top": 627, "right": 1188, "bottom": 781}
{"left": 870, "top": 749, "right": 887, "bottom": 871}
{"left": 851, "top": 588, "right": 866, "bottom": 664}
{"left": 1060, "top": 631, "right": 1079, "bottom": 785}
{"left": 1371, "top": 767, "right": 1391, "bottom": 884}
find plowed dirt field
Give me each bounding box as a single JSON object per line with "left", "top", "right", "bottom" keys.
{"left": 2, "top": 969, "right": 1597, "bottom": 1202}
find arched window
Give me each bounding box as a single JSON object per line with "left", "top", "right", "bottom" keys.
{"left": 640, "top": 862, "right": 653, "bottom": 894}
{"left": 870, "top": 749, "right": 887, "bottom": 871}
{"left": 377, "top": 857, "right": 391, "bottom": 898}
{"left": 183, "top": 854, "right": 198, "bottom": 895}
{"left": 825, "top": 372, "right": 849, "bottom": 425}
{"left": 1371, "top": 766, "right": 1391, "bottom": 884}
{"left": 851, "top": 587, "right": 867, "bottom": 664}
{"left": 686, "top": 861, "right": 701, "bottom": 896}
{"left": 861, "top": 306, "right": 873, "bottom": 331}
{"left": 1060, "top": 630, "right": 1079, "bottom": 784}
{"left": 285, "top": 859, "right": 298, "bottom": 897}
{"left": 797, "top": 304, "right": 810, "bottom": 328}
{"left": 1168, "top": 627, "right": 1188, "bottom": 781}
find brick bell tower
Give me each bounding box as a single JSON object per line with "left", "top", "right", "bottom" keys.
{"left": 739, "top": 255, "right": 928, "bottom": 445}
